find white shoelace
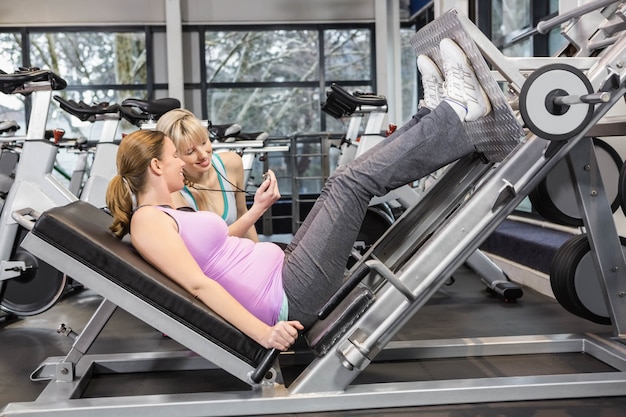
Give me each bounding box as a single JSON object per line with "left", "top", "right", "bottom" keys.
{"left": 444, "top": 62, "right": 479, "bottom": 106}
{"left": 424, "top": 76, "right": 442, "bottom": 105}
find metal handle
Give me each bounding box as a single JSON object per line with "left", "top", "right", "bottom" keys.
{"left": 250, "top": 348, "right": 280, "bottom": 384}
{"left": 11, "top": 207, "right": 41, "bottom": 231}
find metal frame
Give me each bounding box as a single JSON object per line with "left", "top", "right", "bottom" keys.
{"left": 0, "top": 85, "right": 77, "bottom": 289}
{"left": 4, "top": 331, "right": 626, "bottom": 416}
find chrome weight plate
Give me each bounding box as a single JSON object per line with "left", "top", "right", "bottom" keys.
{"left": 520, "top": 64, "right": 594, "bottom": 141}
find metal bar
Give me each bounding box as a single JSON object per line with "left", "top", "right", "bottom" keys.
{"left": 567, "top": 140, "right": 626, "bottom": 338}
{"left": 537, "top": 0, "right": 619, "bottom": 34}
{"left": 3, "top": 369, "right": 626, "bottom": 416}
{"left": 553, "top": 92, "right": 611, "bottom": 105}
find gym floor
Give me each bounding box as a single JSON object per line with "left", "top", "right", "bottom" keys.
{"left": 1, "top": 266, "right": 626, "bottom": 416}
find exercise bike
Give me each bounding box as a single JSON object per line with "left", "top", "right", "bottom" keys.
{"left": 53, "top": 96, "right": 127, "bottom": 208}
{"left": 0, "top": 68, "right": 77, "bottom": 317}
{"left": 322, "top": 83, "right": 523, "bottom": 301}
{"left": 0, "top": 121, "right": 20, "bottom": 200}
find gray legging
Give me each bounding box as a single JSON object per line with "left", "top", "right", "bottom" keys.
{"left": 282, "top": 101, "right": 475, "bottom": 328}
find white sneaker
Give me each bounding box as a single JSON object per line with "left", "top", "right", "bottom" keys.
{"left": 440, "top": 38, "right": 491, "bottom": 122}
{"left": 417, "top": 54, "right": 444, "bottom": 110}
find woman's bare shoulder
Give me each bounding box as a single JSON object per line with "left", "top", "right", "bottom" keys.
{"left": 130, "top": 206, "right": 179, "bottom": 244}
{"left": 132, "top": 205, "right": 172, "bottom": 226}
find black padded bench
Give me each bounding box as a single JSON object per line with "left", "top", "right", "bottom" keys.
{"left": 25, "top": 200, "right": 374, "bottom": 383}
{"left": 28, "top": 201, "right": 273, "bottom": 378}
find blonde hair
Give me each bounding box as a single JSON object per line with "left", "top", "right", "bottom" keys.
{"left": 155, "top": 109, "right": 210, "bottom": 209}
{"left": 156, "top": 108, "right": 208, "bottom": 156}
{"left": 106, "top": 129, "right": 166, "bottom": 238}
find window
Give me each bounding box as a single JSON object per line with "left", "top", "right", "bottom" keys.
{"left": 1, "top": 29, "right": 150, "bottom": 139}
{"left": 202, "top": 26, "right": 374, "bottom": 136}
{"left": 30, "top": 32, "right": 147, "bottom": 86}
{"left": 30, "top": 30, "right": 149, "bottom": 138}
{"left": 200, "top": 26, "right": 375, "bottom": 198}
{"left": 491, "top": 0, "right": 565, "bottom": 57}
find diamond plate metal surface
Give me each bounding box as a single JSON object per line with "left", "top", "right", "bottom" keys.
{"left": 410, "top": 9, "right": 524, "bottom": 162}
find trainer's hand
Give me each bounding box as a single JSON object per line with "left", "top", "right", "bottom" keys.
{"left": 253, "top": 169, "right": 280, "bottom": 211}
{"left": 264, "top": 320, "right": 304, "bottom": 351}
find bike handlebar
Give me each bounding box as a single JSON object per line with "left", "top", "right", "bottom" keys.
{"left": 0, "top": 67, "right": 67, "bottom": 95}
{"left": 54, "top": 96, "right": 120, "bottom": 122}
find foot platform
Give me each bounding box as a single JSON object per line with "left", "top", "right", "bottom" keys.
{"left": 410, "top": 9, "right": 524, "bottom": 162}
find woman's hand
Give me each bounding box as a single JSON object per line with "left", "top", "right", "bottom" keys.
{"left": 262, "top": 320, "right": 304, "bottom": 351}
{"left": 252, "top": 169, "right": 281, "bottom": 212}
{"left": 227, "top": 169, "right": 280, "bottom": 239}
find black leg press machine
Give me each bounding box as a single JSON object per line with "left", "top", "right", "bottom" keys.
{"left": 4, "top": 7, "right": 626, "bottom": 416}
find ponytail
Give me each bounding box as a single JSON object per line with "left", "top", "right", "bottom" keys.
{"left": 106, "top": 130, "right": 166, "bottom": 238}
{"left": 106, "top": 175, "right": 134, "bottom": 238}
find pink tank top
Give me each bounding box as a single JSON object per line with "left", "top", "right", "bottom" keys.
{"left": 155, "top": 206, "right": 285, "bottom": 325}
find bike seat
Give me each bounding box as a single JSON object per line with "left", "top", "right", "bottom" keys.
{"left": 235, "top": 131, "right": 269, "bottom": 141}
{"left": 208, "top": 123, "right": 242, "bottom": 141}
{"left": 122, "top": 98, "right": 181, "bottom": 115}
{"left": 0, "top": 67, "right": 67, "bottom": 95}
{"left": 322, "top": 84, "right": 387, "bottom": 119}
{"left": 54, "top": 96, "right": 120, "bottom": 122}
{"left": 0, "top": 120, "right": 20, "bottom": 135}
{"left": 120, "top": 98, "right": 181, "bottom": 126}
{"left": 215, "top": 131, "right": 269, "bottom": 143}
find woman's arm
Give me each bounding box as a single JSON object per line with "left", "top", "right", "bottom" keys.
{"left": 220, "top": 152, "right": 280, "bottom": 240}
{"left": 130, "top": 206, "right": 301, "bottom": 349}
